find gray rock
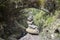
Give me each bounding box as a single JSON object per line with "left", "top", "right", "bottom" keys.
{"left": 19, "top": 33, "right": 40, "bottom": 40}
{"left": 0, "top": 38, "right": 5, "bottom": 40}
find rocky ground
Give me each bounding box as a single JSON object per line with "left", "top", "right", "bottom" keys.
{"left": 39, "top": 19, "right": 60, "bottom": 40}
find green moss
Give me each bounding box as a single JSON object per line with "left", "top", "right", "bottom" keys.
{"left": 44, "top": 16, "right": 56, "bottom": 26}
{"left": 33, "top": 10, "right": 46, "bottom": 26}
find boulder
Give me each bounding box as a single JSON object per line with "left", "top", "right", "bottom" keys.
{"left": 19, "top": 33, "right": 40, "bottom": 40}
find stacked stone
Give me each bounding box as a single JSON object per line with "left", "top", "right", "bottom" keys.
{"left": 26, "top": 12, "right": 39, "bottom": 34}
{"left": 19, "top": 12, "right": 40, "bottom": 40}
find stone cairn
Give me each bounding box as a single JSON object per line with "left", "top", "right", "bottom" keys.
{"left": 19, "top": 12, "right": 40, "bottom": 40}
{"left": 26, "top": 12, "right": 39, "bottom": 34}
